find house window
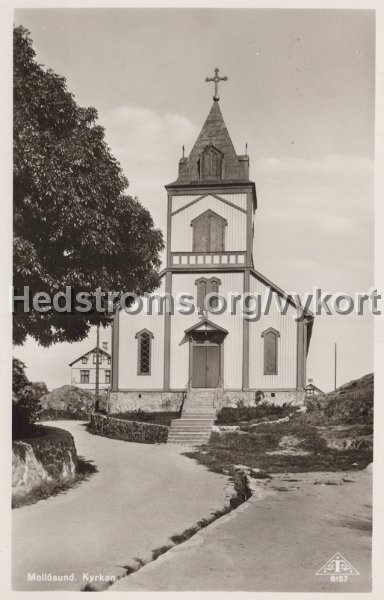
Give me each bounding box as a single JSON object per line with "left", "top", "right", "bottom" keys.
{"left": 105, "top": 370, "right": 111, "bottom": 384}
{"left": 195, "top": 277, "right": 221, "bottom": 312}
{"left": 107, "top": 357, "right": 111, "bottom": 365}
{"left": 80, "top": 370, "right": 90, "bottom": 384}
{"left": 261, "top": 328, "right": 280, "bottom": 375}
{"left": 82, "top": 357, "right": 88, "bottom": 364}
{"left": 93, "top": 352, "right": 102, "bottom": 364}
{"left": 135, "top": 329, "right": 154, "bottom": 375}
{"left": 102, "top": 342, "right": 108, "bottom": 350}
{"left": 199, "top": 146, "right": 222, "bottom": 181}
{"left": 192, "top": 210, "right": 226, "bottom": 252}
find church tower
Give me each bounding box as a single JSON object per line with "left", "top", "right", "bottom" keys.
{"left": 163, "top": 69, "right": 257, "bottom": 391}
{"left": 110, "top": 69, "right": 313, "bottom": 421}
{"left": 166, "top": 72, "right": 256, "bottom": 272}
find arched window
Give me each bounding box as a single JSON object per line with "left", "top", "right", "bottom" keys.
{"left": 191, "top": 210, "right": 226, "bottom": 252}
{"left": 135, "top": 329, "right": 154, "bottom": 375}
{"left": 199, "top": 146, "right": 223, "bottom": 181}
{"left": 195, "top": 277, "right": 221, "bottom": 312}
{"left": 261, "top": 328, "right": 280, "bottom": 375}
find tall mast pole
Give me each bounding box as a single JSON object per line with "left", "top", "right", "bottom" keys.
{"left": 334, "top": 342, "right": 337, "bottom": 391}
{"left": 95, "top": 322, "right": 100, "bottom": 411}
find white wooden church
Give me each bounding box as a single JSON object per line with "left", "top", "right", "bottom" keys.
{"left": 109, "top": 71, "right": 313, "bottom": 422}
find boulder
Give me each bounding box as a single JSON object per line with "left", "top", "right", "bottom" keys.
{"left": 40, "top": 385, "right": 95, "bottom": 419}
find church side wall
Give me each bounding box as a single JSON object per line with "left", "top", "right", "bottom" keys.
{"left": 171, "top": 194, "right": 247, "bottom": 252}
{"left": 117, "top": 280, "right": 165, "bottom": 390}
{"left": 169, "top": 271, "right": 244, "bottom": 389}
{"left": 249, "top": 273, "right": 298, "bottom": 389}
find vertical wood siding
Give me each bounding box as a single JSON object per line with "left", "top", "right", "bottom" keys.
{"left": 249, "top": 274, "right": 297, "bottom": 389}
{"left": 118, "top": 278, "right": 165, "bottom": 389}
{"left": 171, "top": 195, "right": 247, "bottom": 252}
{"left": 171, "top": 195, "right": 201, "bottom": 211}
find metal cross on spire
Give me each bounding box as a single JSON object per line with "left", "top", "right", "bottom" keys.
{"left": 205, "top": 68, "right": 228, "bottom": 101}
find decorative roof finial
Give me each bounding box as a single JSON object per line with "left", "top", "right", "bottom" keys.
{"left": 205, "top": 68, "right": 228, "bottom": 101}
{"left": 182, "top": 145, "right": 185, "bottom": 158}
{"left": 245, "top": 142, "right": 248, "bottom": 155}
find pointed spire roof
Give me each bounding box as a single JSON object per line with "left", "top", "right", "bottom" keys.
{"left": 170, "top": 101, "right": 249, "bottom": 185}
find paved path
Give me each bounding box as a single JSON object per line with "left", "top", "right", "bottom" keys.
{"left": 12, "top": 421, "right": 230, "bottom": 591}
{"left": 112, "top": 470, "right": 372, "bottom": 593}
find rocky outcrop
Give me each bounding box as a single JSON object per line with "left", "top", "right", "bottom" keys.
{"left": 12, "top": 426, "right": 78, "bottom": 499}
{"left": 40, "top": 385, "right": 95, "bottom": 419}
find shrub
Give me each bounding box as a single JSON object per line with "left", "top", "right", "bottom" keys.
{"left": 13, "top": 383, "right": 46, "bottom": 439}
{"left": 216, "top": 402, "right": 289, "bottom": 425}
{"left": 12, "top": 358, "right": 29, "bottom": 394}
{"left": 12, "top": 359, "right": 47, "bottom": 439}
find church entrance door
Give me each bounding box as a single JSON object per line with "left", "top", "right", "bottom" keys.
{"left": 192, "top": 344, "right": 220, "bottom": 388}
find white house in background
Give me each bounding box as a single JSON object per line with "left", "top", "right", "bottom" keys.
{"left": 304, "top": 379, "right": 324, "bottom": 397}
{"left": 69, "top": 342, "right": 111, "bottom": 391}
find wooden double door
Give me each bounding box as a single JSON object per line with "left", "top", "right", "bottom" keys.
{"left": 192, "top": 344, "right": 221, "bottom": 388}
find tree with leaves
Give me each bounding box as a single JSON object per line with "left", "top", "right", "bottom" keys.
{"left": 13, "top": 26, "right": 164, "bottom": 346}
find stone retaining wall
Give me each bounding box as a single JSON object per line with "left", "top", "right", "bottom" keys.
{"left": 90, "top": 413, "right": 168, "bottom": 444}
{"left": 108, "top": 389, "right": 304, "bottom": 413}
{"left": 12, "top": 426, "right": 78, "bottom": 498}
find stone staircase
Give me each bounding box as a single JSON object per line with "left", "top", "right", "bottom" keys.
{"left": 167, "top": 389, "right": 217, "bottom": 446}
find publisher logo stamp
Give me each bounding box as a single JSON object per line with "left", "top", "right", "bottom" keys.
{"left": 316, "top": 553, "right": 359, "bottom": 582}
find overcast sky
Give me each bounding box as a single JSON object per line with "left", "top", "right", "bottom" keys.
{"left": 14, "top": 8, "right": 375, "bottom": 392}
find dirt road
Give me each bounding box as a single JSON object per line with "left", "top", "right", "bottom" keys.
{"left": 12, "top": 421, "right": 230, "bottom": 591}
{"left": 112, "top": 468, "right": 372, "bottom": 592}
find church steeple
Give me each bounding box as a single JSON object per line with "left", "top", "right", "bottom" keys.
{"left": 173, "top": 101, "right": 250, "bottom": 185}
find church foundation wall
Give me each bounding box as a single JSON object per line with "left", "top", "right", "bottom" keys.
{"left": 108, "top": 391, "right": 184, "bottom": 414}
{"left": 109, "top": 389, "right": 305, "bottom": 413}
{"left": 216, "top": 389, "right": 306, "bottom": 409}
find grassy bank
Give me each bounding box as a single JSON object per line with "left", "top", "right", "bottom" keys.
{"left": 187, "top": 373, "right": 373, "bottom": 475}
{"left": 185, "top": 415, "right": 372, "bottom": 475}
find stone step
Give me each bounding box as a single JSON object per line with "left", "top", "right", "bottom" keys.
{"left": 183, "top": 404, "right": 216, "bottom": 407}
{"left": 183, "top": 413, "right": 216, "bottom": 422}
{"left": 183, "top": 408, "right": 215, "bottom": 412}
{"left": 169, "top": 431, "right": 212, "bottom": 437}
{"left": 171, "top": 420, "right": 213, "bottom": 426}
{"left": 167, "top": 436, "right": 211, "bottom": 443}
{"left": 183, "top": 401, "right": 215, "bottom": 405}
{"left": 186, "top": 390, "right": 215, "bottom": 393}
{"left": 184, "top": 397, "right": 215, "bottom": 400}
{"left": 168, "top": 435, "right": 211, "bottom": 444}
{"left": 170, "top": 428, "right": 213, "bottom": 434}
{"left": 171, "top": 418, "right": 214, "bottom": 423}
{"left": 185, "top": 398, "right": 216, "bottom": 402}
{"left": 182, "top": 410, "right": 216, "bottom": 415}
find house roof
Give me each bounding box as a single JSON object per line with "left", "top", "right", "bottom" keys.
{"left": 304, "top": 383, "right": 324, "bottom": 394}
{"left": 168, "top": 101, "right": 250, "bottom": 186}
{"left": 69, "top": 347, "right": 110, "bottom": 367}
